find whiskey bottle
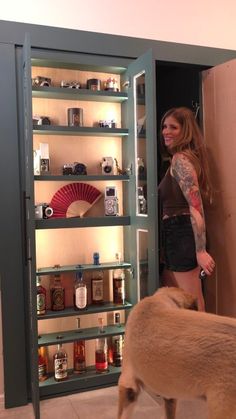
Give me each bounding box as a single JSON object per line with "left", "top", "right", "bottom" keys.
{"left": 95, "top": 337, "right": 108, "bottom": 373}
{"left": 53, "top": 343, "right": 68, "bottom": 381}
{"left": 74, "top": 267, "right": 87, "bottom": 310}
{"left": 50, "top": 274, "right": 65, "bottom": 311}
{"left": 38, "top": 346, "right": 48, "bottom": 381}
{"left": 91, "top": 270, "right": 104, "bottom": 304}
{"left": 74, "top": 318, "right": 86, "bottom": 374}
{"left": 113, "top": 269, "right": 125, "bottom": 304}
{"left": 36, "top": 276, "right": 46, "bottom": 315}
{"left": 111, "top": 313, "right": 123, "bottom": 367}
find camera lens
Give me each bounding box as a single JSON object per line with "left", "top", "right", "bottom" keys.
{"left": 44, "top": 207, "right": 53, "bottom": 218}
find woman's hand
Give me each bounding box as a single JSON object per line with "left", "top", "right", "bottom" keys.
{"left": 196, "top": 250, "right": 215, "bottom": 276}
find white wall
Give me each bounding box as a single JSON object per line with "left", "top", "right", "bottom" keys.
{"left": 1, "top": 0, "right": 236, "bottom": 50}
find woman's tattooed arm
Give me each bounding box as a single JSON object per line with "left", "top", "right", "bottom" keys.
{"left": 171, "top": 153, "right": 206, "bottom": 252}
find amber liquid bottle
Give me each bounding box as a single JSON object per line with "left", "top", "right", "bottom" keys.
{"left": 53, "top": 343, "right": 68, "bottom": 381}
{"left": 91, "top": 270, "right": 104, "bottom": 304}
{"left": 113, "top": 270, "right": 125, "bottom": 304}
{"left": 74, "top": 318, "right": 86, "bottom": 374}
{"left": 37, "top": 277, "right": 46, "bottom": 315}
{"left": 111, "top": 313, "right": 123, "bottom": 367}
{"left": 50, "top": 274, "right": 65, "bottom": 311}
{"left": 38, "top": 346, "right": 48, "bottom": 381}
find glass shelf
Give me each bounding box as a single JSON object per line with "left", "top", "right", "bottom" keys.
{"left": 36, "top": 261, "right": 132, "bottom": 275}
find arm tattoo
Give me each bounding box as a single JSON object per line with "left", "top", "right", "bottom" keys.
{"left": 171, "top": 154, "right": 206, "bottom": 252}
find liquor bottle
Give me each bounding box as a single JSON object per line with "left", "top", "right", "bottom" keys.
{"left": 74, "top": 268, "right": 87, "bottom": 310}
{"left": 111, "top": 313, "right": 123, "bottom": 367}
{"left": 74, "top": 318, "right": 86, "bottom": 374}
{"left": 53, "top": 343, "right": 68, "bottom": 381}
{"left": 50, "top": 274, "right": 65, "bottom": 311}
{"left": 113, "top": 269, "right": 125, "bottom": 304}
{"left": 95, "top": 337, "right": 108, "bottom": 373}
{"left": 36, "top": 276, "right": 46, "bottom": 315}
{"left": 91, "top": 270, "right": 104, "bottom": 304}
{"left": 38, "top": 346, "right": 48, "bottom": 381}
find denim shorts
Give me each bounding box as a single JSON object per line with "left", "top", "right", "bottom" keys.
{"left": 162, "top": 215, "right": 198, "bottom": 272}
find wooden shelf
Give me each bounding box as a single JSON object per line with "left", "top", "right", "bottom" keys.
{"left": 35, "top": 216, "right": 130, "bottom": 229}
{"left": 38, "top": 301, "right": 132, "bottom": 320}
{"left": 32, "top": 86, "right": 128, "bottom": 102}
{"left": 36, "top": 261, "right": 132, "bottom": 275}
{"left": 33, "top": 125, "right": 129, "bottom": 137}
{"left": 38, "top": 324, "right": 125, "bottom": 346}
{"left": 39, "top": 365, "right": 121, "bottom": 398}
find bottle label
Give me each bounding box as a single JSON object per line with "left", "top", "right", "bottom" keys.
{"left": 92, "top": 279, "right": 103, "bottom": 302}
{"left": 37, "top": 293, "right": 46, "bottom": 313}
{"left": 54, "top": 357, "right": 68, "bottom": 379}
{"left": 75, "top": 286, "right": 87, "bottom": 309}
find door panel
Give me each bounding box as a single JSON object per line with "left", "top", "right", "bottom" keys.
{"left": 123, "top": 50, "right": 159, "bottom": 303}
{"left": 22, "top": 33, "right": 40, "bottom": 419}
{"left": 202, "top": 59, "right": 236, "bottom": 316}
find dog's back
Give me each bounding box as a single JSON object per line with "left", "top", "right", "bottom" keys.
{"left": 118, "top": 287, "right": 236, "bottom": 419}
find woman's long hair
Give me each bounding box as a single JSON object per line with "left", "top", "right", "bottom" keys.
{"left": 160, "top": 107, "right": 212, "bottom": 203}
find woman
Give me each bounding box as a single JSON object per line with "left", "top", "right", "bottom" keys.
{"left": 158, "top": 107, "right": 215, "bottom": 310}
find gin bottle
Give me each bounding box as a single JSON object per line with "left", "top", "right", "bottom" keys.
{"left": 53, "top": 343, "right": 68, "bottom": 382}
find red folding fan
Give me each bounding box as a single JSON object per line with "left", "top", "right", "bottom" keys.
{"left": 50, "top": 183, "right": 102, "bottom": 218}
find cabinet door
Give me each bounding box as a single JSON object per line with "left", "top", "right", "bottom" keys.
{"left": 202, "top": 59, "right": 236, "bottom": 316}
{"left": 22, "top": 34, "right": 40, "bottom": 419}
{"left": 123, "top": 49, "right": 159, "bottom": 302}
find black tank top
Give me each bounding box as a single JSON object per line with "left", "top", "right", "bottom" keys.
{"left": 158, "top": 168, "right": 189, "bottom": 217}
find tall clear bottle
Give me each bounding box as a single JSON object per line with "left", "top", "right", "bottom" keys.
{"left": 53, "top": 343, "right": 68, "bottom": 382}
{"left": 74, "top": 267, "right": 87, "bottom": 310}
{"left": 74, "top": 318, "right": 86, "bottom": 374}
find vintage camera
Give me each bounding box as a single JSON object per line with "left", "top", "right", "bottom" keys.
{"left": 101, "top": 157, "right": 114, "bottom": 175}
{"left": 35, "top": 204, "right": 53, "bottom": 219}
{"left": 99, "top": 120, "right": 116, "bottom": 128}
{"left": 60, "top": 80, "right": 81, "bottom": 89}
{"left": 104, "top": 186, "right": 119, "bottom": 216}
{"left": 33, "top": 115, "right": 51, "bottom": 125}
{"left": 62, "top": 162, "right": 87, "bottom": 176}
{"left": 32, "top": 76, "right": 52, "bottom": 87}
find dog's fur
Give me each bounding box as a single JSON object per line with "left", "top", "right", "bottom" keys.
{"left": 118, "top": 287, "right": 236, "bottom": 419}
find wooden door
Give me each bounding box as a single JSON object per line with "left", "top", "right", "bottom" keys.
{"left": 202, "top": 59, "right": 236, "bottom": 317}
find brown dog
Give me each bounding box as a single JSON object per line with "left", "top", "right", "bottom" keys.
{"left": 118, "top": 287, "right": 236, "bottom": 419}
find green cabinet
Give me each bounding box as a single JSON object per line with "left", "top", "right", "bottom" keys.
{"left": 22, "top": 35, "right": 158, "bottom": 418}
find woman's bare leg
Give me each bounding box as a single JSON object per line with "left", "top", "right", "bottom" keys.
{"left": 161, "top": 266, "right": 205, "bottom": 311}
